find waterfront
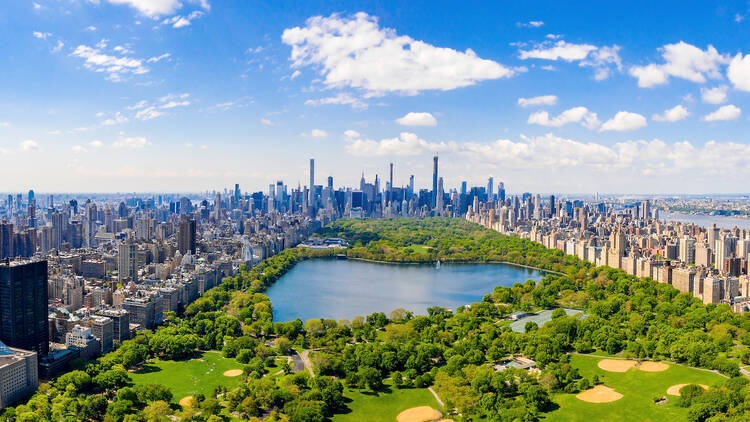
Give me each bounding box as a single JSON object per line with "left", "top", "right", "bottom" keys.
{"left": 266, "top": 259, "right": 545, "bottom": 322}
{"left": 661, "top": 211, "right": 750, "bottom": 230}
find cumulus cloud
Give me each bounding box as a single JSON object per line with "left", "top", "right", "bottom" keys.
{"left": 71, "top": 44, "right": 149, "bottom": 82}
{"left": 102, "top": 112, "right": 128, "bottom": 126}
{"left": 518, "top": 40, "right": 621, "bottom": 79}
{"left": 282, "top": 12, "right": 514, "bottom": 95}
{"left": 652, "top": 105, "right": 689, "bottom": 122}
{"left": 701, "top": 85, "right": 728, "bottom": 104}
{"left": 106, "top": 0, "right": 209, "bottom": 17}
{"left": 527, "top": 106, "right": 600, "bottom": 129}
{"left": 32, "top": 31, "right": 51, "bottom": 39}
{"left": 600, "top": 111, "right": 648, "bottom": 131}
{"left": 728, "top": 53, "right": 750, "bottom": 92}
{"left": 20, "top": 140, "right": 40, "bottom": 151}
{"left": 517, "top": 95, "right": 558, "bottom": 107}
{"left": 703, "top": 104, "right": 741, "bottom": 121}
{"left": 304, "top": 93, "right": 367, "bottom": 110}
{"left": 260, "top": 118, "right": 272, "bottom": 126}
{"left": 113, "top": 136, "right": 150, "bottom": 148}
{"left": 162, "top": 10, "right": 204, "bottom": 28}
{"left": 395, "top": 112, "right": 437, "bottom": 127}
{"left": 629, "top": 42, "right": 728, "bottom": 87}
{"left": 135, "top": 107, "right": 165, "bottom": 120}
{"left": 345, "top": 132, "right": 454, "bottom": 156}
{"left": 517, "top": 21, "right": 544, "bottom": 28}
{"left": 344, "top": 130, "right": 360, "bottom": 139}
{"left": 146, "top": 53, "right": 170, "bottom": 63}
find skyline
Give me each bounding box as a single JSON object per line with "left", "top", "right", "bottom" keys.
{"left": 4, "top": 1, "right": 750, "bottom": 193}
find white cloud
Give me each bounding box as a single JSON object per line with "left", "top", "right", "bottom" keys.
{"left": 32, "top": 31, "right": 51, "bottom": 39}
{"left": 629, "top": 42, "right": 728, "bottom": 87}
{"left": 88, "top": 140, "right": 104, "bottom": 148}
{"left": 652, "top": 105, "right": 689, "bottom": 122}
{"left": 20, "top": 140, "right": 40, "bottom": 151}
{"left": 345, "top": 132, "right": 454, "bottom": 156}
{"left": 102, "top": 112, "right": 128, "bottom": 126}
{"left": 290, "top": 70, "right": 301, "bottom": 79}
{"left": 304, "top": 93, "right": 367, "bottom": 110}
{"left": 160, "top": 100, "right": 190, "bottom": 109}
{"left": 701, "top": 85, "right": 728, "bottom": 104}
{"left": 527, "top": 106, "right": 600, "bottom": 129}
{"left": 200, "top": 144, "right": 208, "bottom": 150}
{"left": 71, "top": 44, "right": 149, "bottom": 81}
{"left": 703, "top": 104, "right": 741, "bottom": 121}
{"left": 52, "top": 40, "right": 64, "bottom": 53}
{"left": 86, "top": 26, "right": 98, "bottom": 31}
{"left": 135, "top": 106, "right": 165, "bottom": 120}
{"left": 105, "top": 0, "right": 209, "bottom": 17}
{"left": 517, "top": 21, "right": 544, "bottom": 28}
{"left": 113, "top": 136, "right": 151, "bottom": 148}
{"left": 72, "top": 145, "right": 87, "bottom": 153}
{"left": 162, "top": 10, "right": 204, "bottom": 28}
{"left": 344, "top": 130, "right": 360, "bottom": 139}
{"left": 728, "top": 53, "right": 750, "bottom": 92}
{"left": 395, "top": 112, "right": 437, "bottom": 127}
{"left": 600, "top": 111, "right": 648, "bottom": 131}
{"left": 518, "top": 41, "right": 621, "bottom": 79}
{"left": 517, "top": 95, "right": 558, "bottom": 107}
{"left": 301, "top": 129, "right": 327, "bottom": 139}
{"left": 260, "top": 118, "right": 272, "bottom": 126}
{"left": 127, "top": 100, "right": 148, "bottom": 110}
{"left": 146, "top": 53, "right": 170, "bottom": 63}
{"left": 282, "top": 12, "right": 514, "bottom": 95}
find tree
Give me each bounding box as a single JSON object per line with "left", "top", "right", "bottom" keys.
{"left": 93, "top": 367, "right": 131, "bottom": 391}
{"left": 143, "top": 400, "right": 171, "bottom": 422}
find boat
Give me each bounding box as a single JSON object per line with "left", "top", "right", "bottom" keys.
{"left": 435, "top": 260, "right": 441, "bottom": 269}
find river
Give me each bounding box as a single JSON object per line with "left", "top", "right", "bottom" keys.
{"left": 266, "top": 258, "right": 545, "bottom": 322}
{"left": 661, "top": 211, "right": 750, "bottom": 230}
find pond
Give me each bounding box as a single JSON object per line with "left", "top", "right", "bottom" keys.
{"left": 266, "top": 258, "right": 545, "bottom": 322}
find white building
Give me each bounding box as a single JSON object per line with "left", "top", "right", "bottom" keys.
{"left": 0, "top": 342, "right": 38, "bottom": 409}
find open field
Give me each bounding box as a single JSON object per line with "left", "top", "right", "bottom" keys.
{"left": 332, "top": 380, "right": 442, "bottom": 422}
{"left": 543, "top": 354, "right": 726, "bottom": 421}
{"left": 130, "top": 351, "right": 244, "bottom": 401}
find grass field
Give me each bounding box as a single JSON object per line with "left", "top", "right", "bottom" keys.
{"left": 332, "top": 380, "right": 442, "bottom": 422}
{"left": 409, "top": 245, "right": 432, "bottom": 254}
{"left": 130, "top": 351, "right": 244, "bottom": 401}
{"left": 543, "top": 354, "right": 726, "bottom": 421}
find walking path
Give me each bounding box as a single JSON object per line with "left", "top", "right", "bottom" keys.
{"left": 428, "top": 387, "right": 444, "bottom": 407}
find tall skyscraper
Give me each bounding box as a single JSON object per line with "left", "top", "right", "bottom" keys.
{"left": 389, "top": 162, "right": 394, "bottom": 204}
{"left": 432, "top": 156, "right": 438, "bottom": 208}
{"left": 308, "top": 158, "right": 315, "bottom": 209}
{"left": 178, "top": 217, "right": 197, "bottom": 255}
{"left": 0, "top": 260, "right": 49, "bottom": 356}
{"left": 408, "top": 175, "right": 414, "bottom": 198}
{"left": 234, "top": 183, "right": 240, "bottom": 207}
{"left": 487, "top": 177, "right": 494, "bottom": 199}
{"left": 0, "top": 221, "right": 12, "bottom": 259}
{"left": 498, "top": 182, "right": 506, "bottom": 203}
{"left": 118, "top": 240, "right": 137, "bottom": 283}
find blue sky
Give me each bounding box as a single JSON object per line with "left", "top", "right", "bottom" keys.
{"left": 2, "top": 0, "right": 750, "bottom": 194}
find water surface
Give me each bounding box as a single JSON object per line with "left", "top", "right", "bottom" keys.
{"left": 266, "top": 259, "right": 544, "bottom": 322}
{"left": 661, "top": 211, "right": 750, "bottom": 230}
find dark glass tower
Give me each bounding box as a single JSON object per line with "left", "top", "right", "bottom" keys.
{"left": 0, "top": 260, "right": 49, "bottom": 356}
{"left": 432, "top": 156, "right": 438, "bottom": 208}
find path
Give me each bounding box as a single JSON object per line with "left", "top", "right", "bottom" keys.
{"left": 300, "top": 350, "right": 315, "bottom": 377}
{"left": 291, "top": 351, "right": 305, "bottom": 373}
{"left": 428, "top": 387, "right": 444, "bottom": 407}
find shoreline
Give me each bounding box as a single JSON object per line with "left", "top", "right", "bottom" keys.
{"left": 338, "top": 255, "right": 564, "bottom": 276}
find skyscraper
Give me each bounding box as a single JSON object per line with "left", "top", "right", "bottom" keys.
{"left": 178, "top": 217, "right": 197, "bottom": 255}
{"left": 118, "top": 240, "right": 137, "bottom": 283}
{"left": 308, "top": 158, "right": 315, "bottom": 209}
{"left": 389, "top": 162, "right": 394, "bottom": 204}
{"left": 0, "top": 260, "right": 49, "bottom": 356}
{"left": 487, "top": 177, "right": 494, "bottom": 200}
{"left": 432, "top": 156, "right": 438, "bottom": 208}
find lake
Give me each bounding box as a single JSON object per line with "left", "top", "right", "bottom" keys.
{"left": 266, "top": 258, "right": 545, "bottom": 322}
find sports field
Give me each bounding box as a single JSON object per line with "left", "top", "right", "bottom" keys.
{"left": 332, "top": 380, "right": 442, "bottom": 422}
{"left": 130, "top": 350, "right": 244, "bottom": 402}
{"left": 543, "top": 354, "right": 726, "bottom": 421}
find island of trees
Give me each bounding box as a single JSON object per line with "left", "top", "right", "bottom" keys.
{"left": 3, "top": 218, "right": 750, "bottom": 422}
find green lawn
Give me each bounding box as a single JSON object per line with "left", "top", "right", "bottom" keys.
{"left": 543, "top": 354, "right": 726, "bottom": 422}
{"left": 130, "top": 351, "right": 244, "bottom": 401}
{"left": 332, "top": 380, "right": 442, "bottom": 422}
{"left": 409, "top": 245, "right": 432, "bottom": 254}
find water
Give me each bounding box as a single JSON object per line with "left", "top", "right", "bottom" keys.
{"left": 266, "top": 259, "right": 545, "bottom": 322}
{"left": 661, "top": 211, "right": 750, "bottom": 230}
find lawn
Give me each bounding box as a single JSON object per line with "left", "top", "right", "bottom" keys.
{"left": 409, "top": 245, "right": 432, "bottom": 254}
{"left": 130, "top": 350, "right": 244, "bottom": 402}
{"left": 332, "top": 380, "right": 442, "bottom": 422}
{"left": 543, "top": 354, "right": 727, "bottom": 422}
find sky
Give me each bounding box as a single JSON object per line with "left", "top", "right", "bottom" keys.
{"left": 3, "top": 1, "right": 750, "bottom": 194}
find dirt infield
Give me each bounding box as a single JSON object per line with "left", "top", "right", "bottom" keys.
{"left": 223, "top": 369, "right": 243, "bottom": 377}
{"left": 179, "top": 396, "right": 194, "bottom": 407}
{"left": 576, "top": 385, "right": 624, "bottom": 403}
{"left": 597, "top": 359, "right": 637, "bottom": 372}
{"left": 396, "top": 406, "right": 443, "bottom": 422}
{"left": 639, "top": 362, "right": 669, "bottom": 372}
{"left": 666, "top": 384, "right": 709, "bottom": 396}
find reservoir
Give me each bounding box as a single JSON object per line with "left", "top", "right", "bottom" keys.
{"left": 266, "top": 258, "right": 545, "bottom": 322}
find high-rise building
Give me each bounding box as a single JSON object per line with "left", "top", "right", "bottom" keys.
{"left": 487, "top": 177, "right": 494, "bottom": 199}
{"left": 389, "top": 163, "right": 394, "bottom": 204}
{"left": 498, "top": 182, "right": 506, "bottom": 203}
{"left": 308, "top": 158, "right": 315, "bottom": 209}
{"left": 0, "top": 222, "right": 12, "bottom": 259}
{"left": 432, "top": 156, "right": 438, "bottom": 208}
{"left": 0, "top": 260, "right": 49, "bottom": 356}
{"left": 118, "top": 240, "right": 137, "bottom": 283}
{"left": 0, "top": 342, "right": 38, "bottom": 409}
{"left": 178, "top": 217, "right": 197, "bottom": 255}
